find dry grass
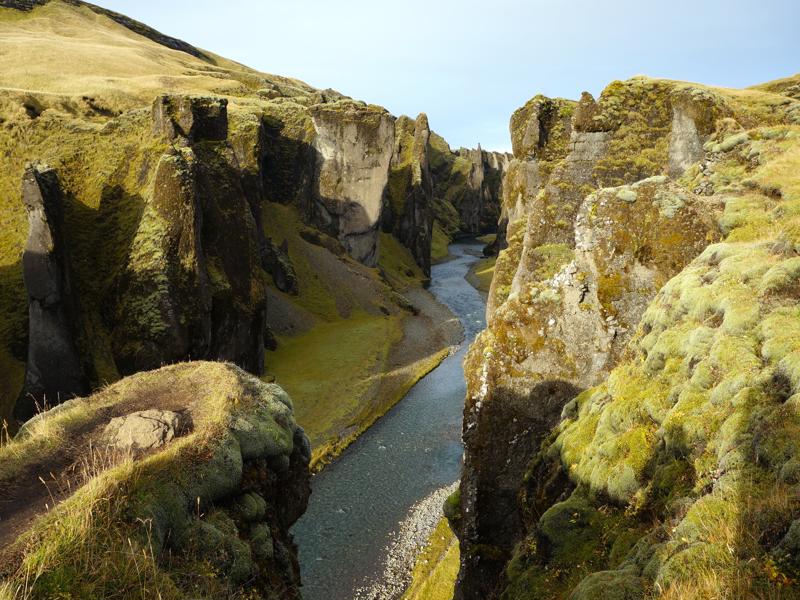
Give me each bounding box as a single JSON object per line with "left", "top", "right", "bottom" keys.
{"left": 0, "top": 1, "right": 313, "bottom": 114}
{"left": 1, "top": 361, "right": 297, "bottom": 600}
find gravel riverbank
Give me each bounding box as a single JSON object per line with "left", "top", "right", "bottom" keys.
{"left": 354, "top": 482, "right": 459, "bottom": 600}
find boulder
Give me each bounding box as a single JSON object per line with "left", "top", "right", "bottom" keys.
{"left": 103, "top": 409, "right": 186, "bottom": 453}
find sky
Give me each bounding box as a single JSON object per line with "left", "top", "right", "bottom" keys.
{"left": 94, "top": 0, "right": 799, "bottom": 151}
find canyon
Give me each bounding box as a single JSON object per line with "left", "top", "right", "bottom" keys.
{"left": 1, "top": 1, "right": 799, "bottom": 600}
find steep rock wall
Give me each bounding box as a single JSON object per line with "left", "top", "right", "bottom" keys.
{"left": 384, "top": 113, "right": 434, "bottom": 276}
{"left": 310, "top": 101, "right": 395, "bottom": 266}
{"left": 453, "top": 76, "right": 800, "bottom": 599}
{"left": 429, "top": 135, "right": 511, "bottom": 252}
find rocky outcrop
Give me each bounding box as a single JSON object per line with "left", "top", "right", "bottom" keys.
{"left": 310, "top": 101, "right": 395, "bottom": 265}
{"left": 454, "top": 76, "right": 800, "bottom": 600}
{"left": 263, "top": 237, "right": 299, "bottom": 294}
{"left": 14, "top": 164, "right": 89, "bottom": 422}
{"left": 108, "top": 95, "right": 269, "bottom": 377}
{"left": 152, "top": 94, "right": 228, "bottom": 143}
{"left": 384, "top": 113, "right": 434, "bottom": 276}
{"left": 2, "top": 362, "right": 311, "bottom": 599}
{"left": 428, "top": 135, "right": 511, "bottom": 246}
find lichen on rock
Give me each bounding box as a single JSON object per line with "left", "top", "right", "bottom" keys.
{"left": 455, "top": 74, "right": 800, "bottom": 600}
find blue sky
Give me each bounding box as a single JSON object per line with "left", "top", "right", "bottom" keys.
{"left": 96, "top": 0, "right": 799, "bottom": 151}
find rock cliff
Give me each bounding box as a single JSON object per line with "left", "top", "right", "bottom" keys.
{"left": 453, "top": 75, "right": 800, "bottom": 599}
{"left": 310, "top": 101, "right": 395, "bottom": 266}
{"left": 384, "top": 114, "right": 435, "bottom": 276}
{"left": 0, "top": 361, "right": 311, "bottom": 600}
{"left": 0, "top": 0, "right": 481, "bottom": 428}
{"left": 429, "top": 135, "right": 511, "bottom": 244}
{"left": 13, "top": 164, "right": 90, "bottom": 422}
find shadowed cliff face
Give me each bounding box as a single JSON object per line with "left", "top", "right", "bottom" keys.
{"left": 14, "top": 165, "right": 89, "bottom": 422}
{"left": 383, "top": 114, "right": 435, "bottom": 277}
{"left": 429, "top": 136, "right": 511, "bottom": 243}
{"left": 453, "top": 76, "right": 800, "bottom": 599}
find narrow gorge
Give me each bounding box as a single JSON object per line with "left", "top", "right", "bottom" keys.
{"left": 0, "top": 2, "right": 798, "bottom": 600}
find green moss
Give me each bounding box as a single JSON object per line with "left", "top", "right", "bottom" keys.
{"left": 401, "top": 518, "right": 459, "bottom": 600}
{"left": 431, "top": 222, "right": 451, "bottom": 263}
{"left": 531, "top": 243, "right": 574, "bottom": 280}
{"left": 262, "top": 202, "right": 341, "bottom": 320}
{"left": 569, "top": 568, "right": 645, "bottom": 600}
{"left": 265, "top": 311, "right": 409, "bottom": 467}
{"left": 466, "top": 256, "right": 496, "bottom": 294}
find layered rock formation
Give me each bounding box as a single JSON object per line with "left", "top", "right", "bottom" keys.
{"left": 1, "top": 362, "right": 311, "bottom": 599}
{"left": 453, "top": 76, "right": 800, "bottom": 599}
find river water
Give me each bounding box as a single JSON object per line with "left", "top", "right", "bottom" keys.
{"left": 292, "top": 241, "right": 487, "bottom": 600}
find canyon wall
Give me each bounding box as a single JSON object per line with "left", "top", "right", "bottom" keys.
{"left": 452, "top": 76, "right": 800, "bottom": 598}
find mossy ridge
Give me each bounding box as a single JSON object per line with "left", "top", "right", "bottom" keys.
{"left": 542, "top": 129, "right": 800, "bottom": 596}
{"left": 465, "top": 72, "right": 800, "bottom": 599}
{"left": 0, "top": 361, "right": 308, "bottom": 600}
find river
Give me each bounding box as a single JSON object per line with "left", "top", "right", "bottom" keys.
{"left": 292, "top": 241, "right": 487, "bottom": 600}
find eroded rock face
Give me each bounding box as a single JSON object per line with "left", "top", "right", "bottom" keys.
{"left": 111, "top": 100, "right": 268, "bottom": 376}
{"left": 453, "top": 146, "right": 510, "bottom": 235}
{"left": 453, "top": 79, "right": 732, "bottom": 600}
{"left": 310, "top": 101, "right": 395, "bottom": 265}
{"left": 14, "top": 164, "right": 88, "bottom": 422}
{"left": 384, "top": 113, "right": 434, "bottom": 275}
{"left": 668, "top": 106, "right": 704, "bottom": 177}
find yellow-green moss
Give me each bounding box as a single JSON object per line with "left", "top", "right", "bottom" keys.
{"left": 377, "top": 232, "right": 426, "bottom": 290}
{"left": 431, "top": 222, "right": 451, "bottom": 264}
{"left": 401, "top": 518, "right": 459, "bottom": 600}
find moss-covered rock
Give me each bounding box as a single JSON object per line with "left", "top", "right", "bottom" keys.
{"left": 0, "top": 361, "right": 311, "bottom": 599}
{"left": 457, "top": 74, "right": 800, "bottom": 600}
